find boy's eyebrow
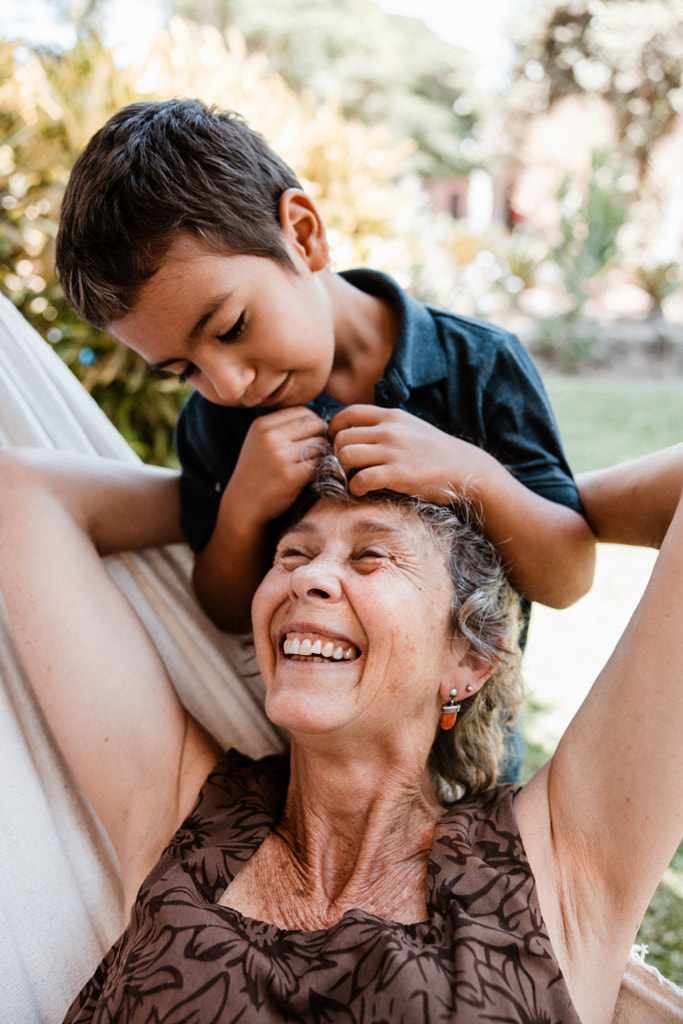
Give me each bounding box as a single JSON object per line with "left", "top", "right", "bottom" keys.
{"left": 149, "top": 292, "right": 235, "bottom": 370}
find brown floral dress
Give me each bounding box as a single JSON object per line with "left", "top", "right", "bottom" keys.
{"left": 63, "top": 750, "right": 581, "bottom": 1023}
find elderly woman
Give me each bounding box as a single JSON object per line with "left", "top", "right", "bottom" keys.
{"left": 0, "top": 442, "right": 680, "bottom": 1024}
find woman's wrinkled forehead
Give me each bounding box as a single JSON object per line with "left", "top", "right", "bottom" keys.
{"left": 280, "top": 496, "right": 450, "bottom": 560}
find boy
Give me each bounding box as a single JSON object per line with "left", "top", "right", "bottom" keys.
{"left": 55, "top": 100, "right": 594, "bottom": 751}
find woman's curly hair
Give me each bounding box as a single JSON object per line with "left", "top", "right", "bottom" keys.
{"left": 291, "top": 445, "right": 524, "bottom": 802}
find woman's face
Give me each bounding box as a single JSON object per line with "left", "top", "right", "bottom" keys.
{"left": 252, "top": 499, "right": 463, "bottom": 742}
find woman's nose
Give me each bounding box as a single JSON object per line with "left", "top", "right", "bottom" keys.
{"left": 288, "top": 558, "right": 343, "bottom": 602}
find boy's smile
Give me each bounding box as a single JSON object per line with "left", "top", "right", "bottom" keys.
{"left": 108, "top": 234, "right": 337, "bottom": 409}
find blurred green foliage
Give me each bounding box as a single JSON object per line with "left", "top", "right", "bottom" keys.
{"left": 555, "top": 150, "right": 632, "bottom": 308}
{"left": 535, "top": 150, "right": 634, "bottom": 369}
{"left": 637, "top": 840, "right": 683, "bottom": 986}
{"left": 169, "top": 0, "right": 479, "bottom": 176}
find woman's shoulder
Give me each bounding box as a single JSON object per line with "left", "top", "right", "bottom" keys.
{"left": 139, "top": 749, "right": 290, "bottom": 896}
{"left": 441, "top": 782, "right": 521, "bottom": 827}
{"left": 430, "top": 782, "right": 548, "bottom": 945}
{"left": 428, "top": 784, "right": 580, "bottom": 1023}
{"left": 431, "top": 784, "right": 527, "bottom": 881}
{"left": 192, "top": 747, "right": 290, "bottom": 820}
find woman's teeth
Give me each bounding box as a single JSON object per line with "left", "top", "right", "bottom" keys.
{"left": 283, "top": 636, "right": 356, "bottom": 661}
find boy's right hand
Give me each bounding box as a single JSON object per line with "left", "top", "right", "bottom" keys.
{"left": 226, "top": 407, "right": 327, "bottom": 523}
{"left": 192, "top": 406, "right": 327, "bottom": 630}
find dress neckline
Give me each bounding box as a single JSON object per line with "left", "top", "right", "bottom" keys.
{"left": 187, "top": 750, "right": 522, "bottom": 937}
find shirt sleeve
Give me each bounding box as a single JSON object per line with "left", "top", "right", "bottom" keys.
{"left": 479, "top": 333, "right": 583, "bottom": 513}
{"left": 174, "top": 392, "right": 257, "bottom": 552}
{"left": 431, "top": 311, "right": 583, "bottom": 515}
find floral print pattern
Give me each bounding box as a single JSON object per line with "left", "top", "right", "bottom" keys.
{"left": 63, "top": 751, "right": 580, "bottom": 1024}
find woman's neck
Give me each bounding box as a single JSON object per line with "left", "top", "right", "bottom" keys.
{"left": 283, "top": 743, "right": 440, "bottom": 875}
{"left": 219, "top": 743, "right": 444, "bottom": 930}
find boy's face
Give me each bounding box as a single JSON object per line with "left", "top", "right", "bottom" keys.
{"left": 108, "top": 234, "right": 336, "bottom": 409}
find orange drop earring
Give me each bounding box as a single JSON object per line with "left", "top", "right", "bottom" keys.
{"left": 440, "top": 688, "right": 461, "bottom": 731}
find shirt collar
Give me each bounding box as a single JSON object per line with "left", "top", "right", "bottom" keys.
{"left": 339, "top": 269, "right": 447, "bottom": 401}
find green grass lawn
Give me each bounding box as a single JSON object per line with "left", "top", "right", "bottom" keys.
{"left": 543, "top": 374, "right": 683, "bottom": 473}
{"left": 536, "top": 373, "right": 683, "bottom": 984}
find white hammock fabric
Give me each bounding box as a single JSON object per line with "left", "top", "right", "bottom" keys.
{"left": 0, "top": 293, "right": 681, "bottom": 1023}
{"left": 0, "top": 294, "right": 284, "bottom": 1023}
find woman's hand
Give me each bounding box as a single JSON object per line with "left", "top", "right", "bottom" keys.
{"left": 578, "top": 443, "right": 683, "bottom": 549}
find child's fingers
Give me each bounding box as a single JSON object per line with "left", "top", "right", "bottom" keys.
{"left": 328, "top": 404, "right": 395, "bottom": 436}
{"left": 336, "top": 441, "right": 385, "bottom": 472}
{"left": 347, "top": 465, "right": 408, "bottom": 497}
{"left": 299, "top": 435, "right": 327, "bottom": 469}
{"left": 333, "top": 415, "right": 409, "bottom": 451}
{"left": 250, "top": 406, "right": 325, "bottom": 442}
{"left": 244, "top": 412, "right": 325, "bottom": 469}
{"left": 333, "top": 427, "right": 382, "bottom": 455}
{"left": 289, "top": 410, "right": 327, "bottom": 443}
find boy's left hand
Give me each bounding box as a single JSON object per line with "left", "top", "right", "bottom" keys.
{"left": 330, "top": 404, "right": 596, "bottom": 609}
{"left": 329, "top": 405, "right": 481, "bottom": 503}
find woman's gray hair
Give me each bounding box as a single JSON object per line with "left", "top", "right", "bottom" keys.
{"left": 299, "top": 446, "right": 524, "bottom": 802}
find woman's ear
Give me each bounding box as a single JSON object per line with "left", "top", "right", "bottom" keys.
{"left": 278, "top": 189, "right": 329, "bottom": 271}
{"left": 440, "top": 645, "right": 496, "bottom": 703}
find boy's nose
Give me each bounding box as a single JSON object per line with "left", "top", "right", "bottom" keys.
{"left": 210, "top": 362, "right": 256, "bottom": 405}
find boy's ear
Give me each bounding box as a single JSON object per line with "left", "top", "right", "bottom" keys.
{"left": 278, "top": 189, "right": 329, "bottom": 271}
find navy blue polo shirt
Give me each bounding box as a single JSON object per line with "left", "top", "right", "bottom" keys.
{"left": 174, "top": 268, "right": 581, "bottom": 555}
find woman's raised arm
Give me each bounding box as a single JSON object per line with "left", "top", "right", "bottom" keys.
{"left": 0, "top": 450, "right": 221, "bottom": 906}
{"left": 578, "top": 443, "right": 683, "bottom": 548}
{"left": 516, "top": 443, "right": 683, "bottom": 1024}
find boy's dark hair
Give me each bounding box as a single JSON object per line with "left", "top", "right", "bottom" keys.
{"left": 55, "top": 98, "right": 302, "bottom": 328}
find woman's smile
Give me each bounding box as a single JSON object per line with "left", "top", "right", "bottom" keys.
{"left": 283, "top": 633, "right": 358, "bottom": 661}
{"left": 277, "top": 617, "right": 363, "bottom": 668}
